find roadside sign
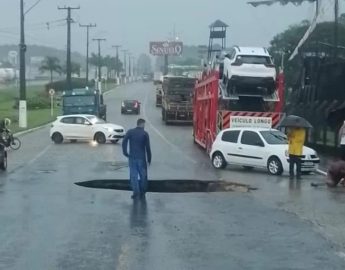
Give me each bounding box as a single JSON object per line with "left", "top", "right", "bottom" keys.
{"left": 230, "top": 116, "right": 272, "bottom": 129}
{"left": 49, "top": 89, "right": 55, "bottom": 96}
{"left": 149, "top": 41, "right": 183, "bottom": 56}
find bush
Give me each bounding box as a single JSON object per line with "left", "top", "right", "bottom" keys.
{"left": 13, "top": 96, "right": 50, "bottom": 110}
{"left": 45, "top": 78, "right": 94, "bottom": 93}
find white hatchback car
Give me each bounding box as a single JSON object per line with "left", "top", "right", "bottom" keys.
{"left": 222, "top": 46, "right": 276, "bottom": 96}
{"left": 50, "top": 114, "right": 125, "bottom": 144}
{"left": 210, "top": 128, "right": 320, "bottom": 175}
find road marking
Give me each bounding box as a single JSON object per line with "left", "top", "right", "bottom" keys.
{"left": 27, "top": 145, "right": 52, "bottom": 166}
{"left": 142, "top": 90, "right": 197, "bottom": 164}
{"left": 115, "top": 243, "right": 130, "bottom": 270}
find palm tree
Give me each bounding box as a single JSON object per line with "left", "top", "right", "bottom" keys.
{"left": 39, "top": 56, "right": 62, "bottom": 82}
{"left": 62, "top": 62, "right": 81, "bottom": 77}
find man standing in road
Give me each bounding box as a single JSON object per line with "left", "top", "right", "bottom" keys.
{"left": 287, "top": 127, "right": 306, "bottom": 180}
{"left": 122, "top": 118, "right": 152, "bottom": 199}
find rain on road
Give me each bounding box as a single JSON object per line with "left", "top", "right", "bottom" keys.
{"left": 1, "top": 83, "right": 345, "bottom": 270}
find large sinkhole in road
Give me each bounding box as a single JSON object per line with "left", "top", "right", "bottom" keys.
{"left": 75, "top": 180, "right": 257, "bottom": 193}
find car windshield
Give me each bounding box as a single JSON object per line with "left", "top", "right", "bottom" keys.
{"left": 237, "top": 55, "right": 272, "bottom": 65}
{"left": 63, "top": 96, "right": 95, "bottom": 106}
{"left": 260, "top": 130, "right": 287, "bottom": 145}
{"left": 86, "top": 116, "right": 105, "bottom": 124}
{"left": 124, "top": 100, "right": 137, "bottom": 106}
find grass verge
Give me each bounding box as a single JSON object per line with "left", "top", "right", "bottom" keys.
{"left": 0, "top": 84, "right": 59, "bottom": 133}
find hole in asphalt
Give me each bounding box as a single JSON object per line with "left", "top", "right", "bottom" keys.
{"left": 38, "top": 170, "right": 57, "bottom": 174}
{"left": 75, "top": 179, "right": 257, "bottom": 193}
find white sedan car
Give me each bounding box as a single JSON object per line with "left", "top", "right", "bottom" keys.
{"left": 210, "top": 127, "right": 320, "bottom": 175}
{"left": 50, "top": 114, "right": 125, "bottom": 144}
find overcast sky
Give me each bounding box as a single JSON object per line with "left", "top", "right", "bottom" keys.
{"left": 0, "top": 0, "right": 327, "bottom": 57}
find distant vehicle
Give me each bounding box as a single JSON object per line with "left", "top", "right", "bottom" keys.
{"left": 210, "top": 127, "right": 320, "bottom": 175}
{"left": 161, "top": 76, "right": 196, "bottom": 124}
{"left": 62, "top": 88, "right": 107, "bottom": 120}
{"left": 142, "top": 73, "right": 153, "bottom": 82}
{"left": 153, "top": 71, "right": 163, "bottom": 85}
{"left": 121, "top": 100, "right": 141, "bottom": 115}
{"left": 50, "top": 114, "right": 125, "bottom": 144}
{"left": 0, "top": 68, "right": 16, "bottom": 82}
{"left": 223, "top": 46, "right": 276, "bottom": 96}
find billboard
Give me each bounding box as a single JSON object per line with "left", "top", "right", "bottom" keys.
{"left": 150, "top": 41, "right": 183, "bottom": 56}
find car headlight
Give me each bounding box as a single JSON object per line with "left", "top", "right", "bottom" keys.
{"left": 285, "top": 150, "right": 289, "bottom": 157}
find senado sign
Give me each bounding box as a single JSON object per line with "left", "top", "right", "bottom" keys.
{"left": 149, "top": 41, "right": 183, "bottom": 56}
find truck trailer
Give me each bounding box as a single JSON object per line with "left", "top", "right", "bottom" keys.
{"left": 161, "top": 76, "right": 196, "bottom": 125}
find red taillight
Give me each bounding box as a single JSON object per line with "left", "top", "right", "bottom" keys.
{"left": 265, "top": 63, "right": 275, "bottom": 68}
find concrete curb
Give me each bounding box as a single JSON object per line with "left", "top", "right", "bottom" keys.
{"left": 14, "top": 122, "right": 51, "bottom": 137}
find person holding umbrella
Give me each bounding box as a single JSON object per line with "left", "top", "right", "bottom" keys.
{"left": 287, "top": 127, "right": 306, "bottom": 180}
{"left": 279, "top": 115, "right": 312, "bottom": 180}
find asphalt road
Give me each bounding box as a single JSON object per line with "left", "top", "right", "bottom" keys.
{"left": 1, "top": 82, "right": 345, "bottom": 270}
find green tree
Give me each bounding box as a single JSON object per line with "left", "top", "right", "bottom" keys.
{"left": 39, "top": 56, "right": 62, "bottom": 82}
{"left": 269, "top": 20, "right": 345, "bottom": 90}
{"left": 62, "top": 62, "right": 81, "bottom": 77}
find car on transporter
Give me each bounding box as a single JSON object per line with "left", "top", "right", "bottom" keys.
{"left": 222, "top": 46, "right": 277, "bottom": 96}
{"left": 210, "top": 127, "right": 320, "bottom": 175}
{"left": 50, "top": 114, "right": 125, "bottom": 144}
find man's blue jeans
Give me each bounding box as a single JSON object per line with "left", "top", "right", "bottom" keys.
{"left": 129, "top": 158, "right": 148, "bottom": 196}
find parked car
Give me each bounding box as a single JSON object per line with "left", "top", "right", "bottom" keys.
{"left": 210, "top": 127, "right": 320, "bottom": 175}
{"left": 121, "top": 100, "right": 140, "bottom": 115}
{"left": 50, "top": 114, "right": 125, "bottom": 144}
{"left": 222, "top": 46, "right": 276, "bottom": 96}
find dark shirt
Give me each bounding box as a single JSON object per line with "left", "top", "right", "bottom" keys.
{"left": 122, "top": 127, "right": 151, "bottom": 163}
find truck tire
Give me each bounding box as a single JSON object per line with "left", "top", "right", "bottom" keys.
{"left": 162, "top": 108, "right": 166, "bottom": 121}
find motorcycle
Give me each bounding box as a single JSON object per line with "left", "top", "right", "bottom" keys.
{"left": 0, "top": 143, "right": 7, "bottom": 171}
{"left": 1, "top": 130, "right": 21, "bottom": 150}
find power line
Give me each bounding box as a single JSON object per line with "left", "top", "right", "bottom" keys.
{"left": 25, "top": 0, "right": 44, "bottom": 15}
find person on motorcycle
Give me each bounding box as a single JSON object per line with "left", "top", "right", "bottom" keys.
{"left": 0, "top": 118, "right": 12, "bottom": 145}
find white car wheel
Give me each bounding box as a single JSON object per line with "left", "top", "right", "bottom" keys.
{"left": 267, "top": 157, "right": 283, "bottom": 176}
{"left": 212, "top": 152, "right": 226, "bottom": 169}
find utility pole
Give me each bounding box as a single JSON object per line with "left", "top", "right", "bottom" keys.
{"left": 334, "top": 0, "right": 339, "bottom": 59}
{"left": 92, "top": 38, "right": 106, "bottom": 82}
{"left": 79, "top": 23, "right": 96, "bottom": 84}
{"left": 58, "top": 6, "right": 80, "bottom": 91}
{"left": 128, "top": 53, "right": 132, "bottom": 78}
{"left": 112, "top": 45, "right": 121, "bottom": 78}
{"left": 19, "top": 0, "right": 27, "bottom": 128}
{"left": 122, "top": 49, "right": 128, "bottom": 78}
